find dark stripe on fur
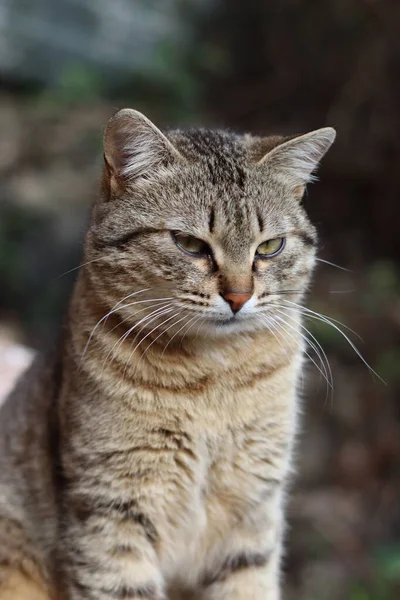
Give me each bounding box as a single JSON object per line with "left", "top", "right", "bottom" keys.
{"left": 48, "top": 338, "right": 68, "bottom": 584}
{"left": 297, "top": 231, "right": 317, "bottom": 246}
{"left": 72, "top": 580, "right": 93, "bottom": 600}
{"left": 94, "top": 228, "right": 159, "bottom": 250}
{"left": 73, "top": 497, "right": 158, "bottom": 543}
{"left": 235, "top": 165, "right": 246, "bottom": 189}
{"left": 256, "top": 209, "right": 264, "bottom": 233}
{"left": 202, "top": 552, "right": 268, "bottom": 587}
{"left": 94, "top": 230, "right": 141, "bottom": 250}
{"left": 209, "top": 206, "right": 215, "bottom": 233}
{"left": 100, "top": 584, "right": 157, "bottom": 599}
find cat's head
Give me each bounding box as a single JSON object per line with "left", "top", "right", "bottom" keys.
{"left": 86, "top": 109, "right": 335, "bottom": 338}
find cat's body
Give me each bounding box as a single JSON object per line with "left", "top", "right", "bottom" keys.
{"left": 0, "top": 110, "right": 335, "bottom": 600}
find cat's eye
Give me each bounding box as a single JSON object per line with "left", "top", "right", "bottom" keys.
{"left": 256, "top": 237, "right": 285, "bottom": 257}
{"left": 173, "top": 232, "right": 211, "bottom": 256}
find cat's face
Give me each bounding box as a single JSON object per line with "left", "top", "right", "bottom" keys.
{"left": 87, "top": 110, "right": 335, "bottom": 338}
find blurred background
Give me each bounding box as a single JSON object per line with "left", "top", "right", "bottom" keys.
{"left": 0, "top": 0, "right": 399, "bottom": 598}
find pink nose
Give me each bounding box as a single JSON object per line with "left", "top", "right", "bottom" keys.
{"left": 222, "top": 292, "right": 252, "bottom": 314}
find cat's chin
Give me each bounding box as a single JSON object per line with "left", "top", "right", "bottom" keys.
{"left": 192, "top": 315, "right": 266, "bottom": 338}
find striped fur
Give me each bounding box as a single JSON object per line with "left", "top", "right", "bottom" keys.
{"left": 0, "top": 109, "right": 335, "bottom": 600}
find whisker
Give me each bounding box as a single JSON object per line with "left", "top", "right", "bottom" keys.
{"left": 81, "top": 290, "right": 175, "bottom": 362}
{"left": 105, "top": 300, "right": 173, "bottom": 338}
{"left": 261, "top": 314, "right": 305, "bottom": 392}
{"left": 143, "top": 313, "right": 192, "bottom": 360}
{"left": 81, "top": 288, "right": 150, "bottom": 361}
{"left": 124, "top": 310, "right": 184, "bottom": 374}
{"left": 272, "top": 307, "right": 333, "bottom": 385}
{"left": 257, "top": 314, "right": 293, "bottom": 365}
{"left": 279, "top": 299, "right": 363, "bottom": 340}
{"left": 122, "top": 301, "right": 176, "bottom": 344}
{"left": 260, "top": 289, "right": 303, "bottom": 298}
{"left": 54, "top": 257, "right": 105, "bottom": 280}
{"left": 178, "top": 314, "right": 206, "bottom": 349}
{"left": 193, "top": 315, "right": 209, "bottom": 343}
{"left": 279, "top": 299, "right": 385, "bottom": 384}
{"left": 272, "top": 308, "right": 334, "bottom": 406}
{"left": 100, "top": 303, "right": 175, "bottom": 373}
{"left": 128, "top": 304, "right": 178, "bottom": 349}
{"left": 273, "top": 314, "right": 332, "bottom": 392}
{"left": 316, "top": 258, "right": 353, "bottom": 273}
{"left": 161, "top": 313, "right": 200, "bottom": 357}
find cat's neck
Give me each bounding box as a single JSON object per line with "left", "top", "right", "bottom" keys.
{"left": 66, "top": 271, "right": 303, "bottom": 394}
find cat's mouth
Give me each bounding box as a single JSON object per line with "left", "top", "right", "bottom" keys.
{"left": 216, "top": 316, "right": 236, "bottom": 325}
{"left": 211, "top": 310, "right": 255, "bottom": 326}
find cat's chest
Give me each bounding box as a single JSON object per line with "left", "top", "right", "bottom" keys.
{"left": 203, "top": 420, "right": 289, "bottom": 516}
{"left": 159, "top": 420, "right": 291, "bottom": 582}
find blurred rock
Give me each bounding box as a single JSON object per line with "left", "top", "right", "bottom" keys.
{"left": 0, "top": 330, "right": 34, "bottom": 405}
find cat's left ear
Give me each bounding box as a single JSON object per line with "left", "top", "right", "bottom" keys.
{"left": 256, "top": 127, "right": 336, "bottom": 198}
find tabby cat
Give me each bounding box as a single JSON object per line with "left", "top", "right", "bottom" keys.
{"left": 0, "top": 108, "right": 335, "bottom": 600}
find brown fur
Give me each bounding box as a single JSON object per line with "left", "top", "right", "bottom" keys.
{"left": 0, "top": 570, "right": 50, "bottom": 600}
{"left": 0, "top": 109, "right": 335, "bottom": 599}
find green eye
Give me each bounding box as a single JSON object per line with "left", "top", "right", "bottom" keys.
{"left": 173, "top": 232, "right": 211, "bottom": 256}
{"left": 256, "top": 237, "right": 285, "bottom": 257}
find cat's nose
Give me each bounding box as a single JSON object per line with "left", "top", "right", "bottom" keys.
{"left": 222, "top": 291, "right": 252, "bottom": 314}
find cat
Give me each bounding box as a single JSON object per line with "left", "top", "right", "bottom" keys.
{"left": 0, "top": 108, "right": 335, "bottom": 600}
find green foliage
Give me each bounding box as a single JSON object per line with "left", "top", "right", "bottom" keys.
{"left": 56, "top": 64, "right": 103, "bottom": 103}
{"left": 375, "top": 348, "right": 400, "bottom": 384}
{"left": 364, "top": 261, "right": 400, "bottom": 315}
{"left": 0, "top": 202, "right": 81, "bottom": 344}
{"left": 349, "top": 582, "right": 398, "bottom": 600}
{"left": 114, "top": 36, "right": 224, "bottom": 124}
{"left": 374, "top": 544, "right": 400, "bottom": 582}
{"left": 306, "top": 301, "right": 349, "bottom": 350}
{"left": 347, "top": 545, "right": 400, "bottom": 600}
{"left": 32, "top": 64, "right": 103, "bottom": 115}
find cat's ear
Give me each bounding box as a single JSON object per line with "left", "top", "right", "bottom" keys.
{"left": 255, "top": 127, "right": 336, "bottom": 198}
{"left": 103, "top": 108, "right": 183, "bottom": 183}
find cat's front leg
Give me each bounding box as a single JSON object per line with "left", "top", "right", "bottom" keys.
{"left": 201, "top": 547, "right": 281, "bottom": 600}
{"left": 59, "top": 497, "right": 165, "bottom": 600}
{"left": 200, "top": 499, "right": 284, "bottom": 600}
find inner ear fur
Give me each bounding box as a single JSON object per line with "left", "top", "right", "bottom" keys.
{"left": 247, "top": 127, "right": 336, "bottom": 191}
{"left": 103, "top": 108, "right": 183, "bottom": 183}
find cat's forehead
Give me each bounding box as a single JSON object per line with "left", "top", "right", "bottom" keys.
{"left": 171, "top": 128, "right": 245, "bottom": 161}
{"left": 170, "top": 129, "right": 248, "bottom": 188}
{"left": 163, "top": 129, "right": 297, "bottom": 236}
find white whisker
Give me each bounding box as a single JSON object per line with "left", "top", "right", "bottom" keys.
{"left": 120, "top": 303, "right": 175, "bottom": 349}
{"left": 143, "top": 313, "right": 192, "bottom": 360}
{"left": 278, "top": 299, "right": 385, "bottom": 384}
{"left": 316, "top": 258, "right": 353, "bottom": 272}
{"left": 105, "top": 300, "right": 173, "bottom": 338}
{"left": 55, "top": 257, "right": 105, "bottom": 280}
{"left": 273, "top": 314, "right": 332, "bottom": 392}
{"left": 100, "top": 303, "right": 175, "bottom": 374}
{"left": 257, "top": 314, "right": 293, "bottom": 364}
{"left": 180, "top": 314, "right": 206, "bottom": 347}
{"left": 280, "top": 299, "right": 363, "bottom": 340}
{"left": 192, "top": 315, "right": 209, "bottom": 343}
{"left": 124, "top": 310, "right": 184, "bottom": 374}
{"left": 260, "top": 314, "right": 305, "bottom": 392}
{"left": 81, "top": 290, "right": 175, "bottom": 362}
{"left": 272, "top": 307, "right": 333, "bottom": 389}
{"left": 81, "top": 288, "right": 150, "bottom": 362}
{"left": 161, "top": 313, "right": 200, "bottom": 357}
{"left": 271, "top": 307, "right": 334, "bottom": 408}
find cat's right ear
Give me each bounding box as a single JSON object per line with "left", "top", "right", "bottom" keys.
{"left": 103, "top": 109, "right": 182, "bottom": 195}
{"left": 248, "top": 127, "right": 336, "bottom": 200}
